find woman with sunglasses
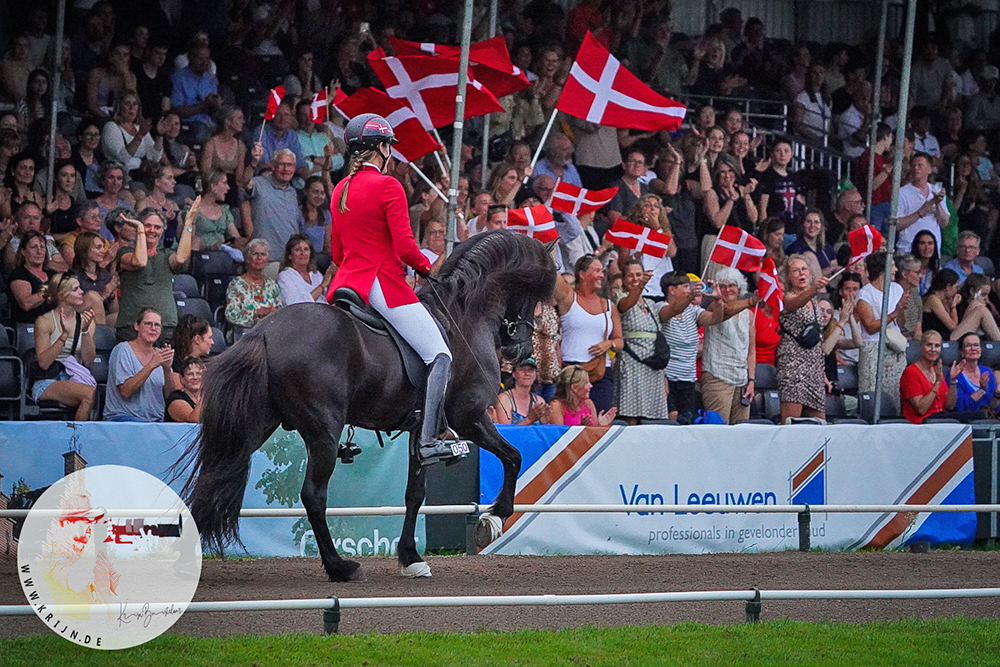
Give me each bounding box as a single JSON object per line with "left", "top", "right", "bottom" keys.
{"left": 32, "top": 272, "right": 97, "bottom": 421}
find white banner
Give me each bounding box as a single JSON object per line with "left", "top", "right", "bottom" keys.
{"left": 484, "top": 424, "right": 975, "bottom": 555}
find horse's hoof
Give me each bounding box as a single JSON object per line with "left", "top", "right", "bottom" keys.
{"left": 475, "top": 514, "right": 504, "bottom": 549}
{"left": 400, "top": 561, "right": 432, "bottom": 578}
{"left": 329, "top": 561, "right": 367, "bottom": 582}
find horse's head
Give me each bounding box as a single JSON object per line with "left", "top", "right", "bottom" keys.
{"left": 428, "top": 230, "right": 557, "bottom": 362}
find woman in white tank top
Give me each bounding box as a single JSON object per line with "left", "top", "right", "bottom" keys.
{"left": 553, "top": 254, "right": 624, "bottom": 415}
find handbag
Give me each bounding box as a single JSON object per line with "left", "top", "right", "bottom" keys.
{"left": 577, "top": 298, "right": 610, "bottom": 383}
{"left": 29, "top": 313, "right": 82, "bottom": 381}
{"left": 783, "top": 301, "right": 821, "bottom": 350}
{"left": 622, "top": 303, "right": 671, "bottom": 370}
{"left": 884, "top": 326, "right": 908, "bottom": 354}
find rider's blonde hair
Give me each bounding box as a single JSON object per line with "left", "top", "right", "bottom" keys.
{"left": 337, "top": 149, "right": 379, "bottom": 213}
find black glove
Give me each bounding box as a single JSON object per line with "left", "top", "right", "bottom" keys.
{"left": 415, "top": 267, "right": 431, "bottom": 279}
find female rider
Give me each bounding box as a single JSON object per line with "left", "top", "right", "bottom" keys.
{"left": 327, "top": 114, "right": 465, "bottom": 466}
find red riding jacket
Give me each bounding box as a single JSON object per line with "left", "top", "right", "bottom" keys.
{"left": 326, "top": 165, "right": 432, "bottom": 307}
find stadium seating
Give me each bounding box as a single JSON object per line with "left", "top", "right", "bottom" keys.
{"left": 982, "top": 342, "right": 1000, "bottom": 369}
{"left": 176, "top": 297, "right": 214, "bottom": 325}
{"left": 836, "top": 365, "right": 859, "bottom": 394}
{"left": 172, "top": 274, "right": 200, "bottom": 299}
{"left": 940, "top": 340, "right": 959, "bottom": 366}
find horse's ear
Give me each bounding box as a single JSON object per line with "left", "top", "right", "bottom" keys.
{"left": 543, "top": 239, "right": 558, "bottom": 253}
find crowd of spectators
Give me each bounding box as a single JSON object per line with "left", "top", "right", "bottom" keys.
{"left": 3, "top": 1, "right": 1000, "bottom": 425}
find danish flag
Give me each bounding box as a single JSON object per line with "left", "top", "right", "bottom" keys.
{"left": 710, "top": 225, "right": 767, "bottom": 272}
{"left": 557, "top": 32, "right": 687, "bottom": 131}
{"left": 507, "top": 205, "right": 559, "bottom": 243}
{"left": 264, "top": 85, "right": 286, "bottom": 120}
{"left": 605, "top": 220, "right": 672, "bottom": 258}
{"left": 332, "top": 88, "right": 441, "bottom": 163}
{"left": 309, "top": 89, "right": 328, "bottom": 123}
{"left": 757, "top": 257, "right": 784, "bottom": 313}
{"left": 389, "top": 36, "right": 531, "bottom": 98}
{"left": 550, "top": 182, "right": 619, "bottom": 215}
{"left": 848, "top": 224, "right": 884, "bottom": 266}
{"left": 367, "top": 48, "right": 504, "bottom": 130}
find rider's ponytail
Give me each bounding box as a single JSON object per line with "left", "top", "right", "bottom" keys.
{"left": 337, "top": 150, "right": 377, "bottom": 213}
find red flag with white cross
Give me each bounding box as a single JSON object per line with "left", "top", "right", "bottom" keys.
{"left": 507, "top": 205, "right": 559, "bottom": 243}
{"left": 605, "top": 220, "right": 672, "bottom": 258}
{"left": 264, "top": 85, "right": 286, "bottom": 121}
{"left": 757, "top": 257, "right": 784, "bottom": 313}
{"left": 710, "top": 225, "right": 767, "bottom": 272}
{"left": 556, "top": 32, "right": 687, "bottom": 131}
{"left": 550, "top": 182, "right": 619, "bottom": 216}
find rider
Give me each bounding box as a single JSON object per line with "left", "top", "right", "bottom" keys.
{"left": 327, "top": 113, "right": 465, "bottom": 465}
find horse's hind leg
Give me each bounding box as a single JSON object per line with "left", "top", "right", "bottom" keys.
{"left": 299, "top": 424, "right": 365, "bottom": 582}
{"left": 465, "top": 414, "right": 521, "bottom": 548}
{"left": 397, "top": 430, "right": 432, "bottom": 577}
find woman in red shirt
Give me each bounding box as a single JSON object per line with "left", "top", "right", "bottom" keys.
{"left": 328, "top": 114, "right": 458, "bottom": 464}
{"left": 899, "top": 330, "right": 949, "bottom": 423}
{"left": 754, "top": 302, "right": 781, "bottom": 365}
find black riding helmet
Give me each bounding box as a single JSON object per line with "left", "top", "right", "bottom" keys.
{"left": 345, "top": 113, "right": 398, "bottom": 155}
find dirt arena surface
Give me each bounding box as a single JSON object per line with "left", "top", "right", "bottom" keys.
{"left": 3, "top": 551, "right": 1000, "bottom": 637}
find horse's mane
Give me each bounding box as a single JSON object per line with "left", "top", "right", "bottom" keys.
{"left": 420, "top": 230, "right": 555, "bottom": 321}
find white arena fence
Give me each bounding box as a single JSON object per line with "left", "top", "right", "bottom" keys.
{"left": 3, "top": 503, "right": 1000, "bottom": 553}
{"left": 3, "top": 588, "right": 1000, "bottom": 633}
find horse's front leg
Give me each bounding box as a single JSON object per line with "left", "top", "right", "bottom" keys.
{"left": 465, "top": 414, "right": 521, "bottom": 548}
{"left": 300, "top": 425, "right": 365, "bottom": 582}
{"left": 397, "top": 430, "right": 432, "bottom": 577}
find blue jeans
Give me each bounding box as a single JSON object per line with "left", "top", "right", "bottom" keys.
{"left": 589, "top": 373, "right": 614, "bottom": 415}
{"left": 870, "top": 201, "right": 891, "bottom": 233}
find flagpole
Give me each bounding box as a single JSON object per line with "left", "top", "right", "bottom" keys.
{"left": 44, "top": 0, "right": 66, "bottom": 207}
{"left": 525, "top": 107, "right": 559, "bottom": 184}
{"left": 701, "top": 234, "right": 721, "bottom": 279}
{"left": 432, "top": 129, "right": 452, "bottom": 169}
{"left": 873, "top": 0, "right": 917, "bottom": 425}
{"left": 258, "top": 119, "right": 267, "bottom": 145}
{"left": 409, "top": 161, "right": 447, "bottom": 200}
{"left": 445, "top": 0, "right": 475, "bottom": 257}
{"left": 546, "top": 176, "right": 561, "bottom": 208}
{"left": 480, "top": 0, "right": 499, "bottom": 189}
{"left": 829, "top": 255, "right": 865, "bottom": 282}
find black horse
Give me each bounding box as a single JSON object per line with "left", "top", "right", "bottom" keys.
{"left": 176, "top": 231, "right": 556, "bottom": 581}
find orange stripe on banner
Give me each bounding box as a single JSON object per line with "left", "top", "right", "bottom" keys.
{"left": 792, "top": 450, "right": 825, "bottom": 491}
{"left": 501, "top": 426, "right": 609, "bottom": 533}
{"left": 864, "top": 435, "right": 973, "bottom": 549}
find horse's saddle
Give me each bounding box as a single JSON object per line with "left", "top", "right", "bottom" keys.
{"left": 331, "top": 287, "right": 447, "bottom": 388}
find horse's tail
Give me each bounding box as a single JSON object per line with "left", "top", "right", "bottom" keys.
{"left": 175, "top": 332, "right": 279, "bottom": 554}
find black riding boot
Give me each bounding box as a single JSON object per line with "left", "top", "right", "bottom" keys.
{"left": 418, "top": 353, "right": 471, "bottom": 466}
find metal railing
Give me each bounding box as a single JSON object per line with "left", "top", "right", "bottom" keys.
{"left": 3, "top": 587, "right": 998, "bottom": 632}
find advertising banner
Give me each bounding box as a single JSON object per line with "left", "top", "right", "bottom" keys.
{"left": 482, "top": 424, "right": 975, "bottom": 555}
{"left": 0, "top": 423, "right": 421, "bottom": 558}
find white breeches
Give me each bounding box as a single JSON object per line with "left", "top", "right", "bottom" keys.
{"left": 369, "top": 277, "right": 451, "bottom": 364}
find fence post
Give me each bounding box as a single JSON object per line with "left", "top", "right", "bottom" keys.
{"left": 798, "top": 505, "right": 811, "bottom": 552}
{"left": 465, "top": 513, "right": 479, "bottom": 555}
{"left": 323, "top": 596, "right": 341, "bottom": 635}
{"left": 745, "top": 588, "right": 762, "bottom": 623}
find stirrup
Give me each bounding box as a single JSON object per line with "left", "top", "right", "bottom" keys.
{"left": 417, "top": 439, "right": 471, "bottom": 467}
{"left": 338, "top": 442, "right": 362, "bottom": 464}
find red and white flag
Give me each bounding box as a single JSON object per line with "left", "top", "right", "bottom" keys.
{"left": 507, "top": 205, "right": 559, "bottom": 243}
{"left": 389, "top": 36, "right": 531, "bottom": 98}
{"left": 550, "top": 182, "right": 618, "bottom": 215}
{"left": 710, "top": 225, "right": 767, "bottom": 272}
{"left": 557, "top": 32, "right": 687, "bottom": 131}
{"left": 332, "top": 88, "right": 442, "bottom": 163}
{"left": 848, "top": 224, "right": 884, "bottom": 266}
{"left": 605, "top": 220, "right": 672, "bottom": 258}
{"left": 309, "top": 89, "right": 328, "bottom": 123}
{"left": 264, "top": 85, "right": 286, "bottom": 121}
{"left": 367, "top": 48, "right": 504, "bottom": 130}
{"left": 757, "top": 257, "right": 784, "bottom": 313}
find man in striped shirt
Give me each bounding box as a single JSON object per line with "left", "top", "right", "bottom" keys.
{"left": 658, "top": 271, "right": 759, "bottom": 423}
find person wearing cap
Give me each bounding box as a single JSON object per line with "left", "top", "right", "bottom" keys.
{"left": 494, "top": 358, "right": 549, "bottom": 425}
{"left": 327, "top": 113, "right": 466, "bottom": 466}
{"left": 965, "top": 65, "right": 1000, "bottom": 132}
